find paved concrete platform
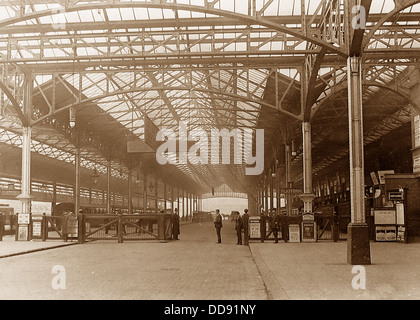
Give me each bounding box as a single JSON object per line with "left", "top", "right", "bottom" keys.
{"left": 1, "top": 221, "right": 420, "bottom": 300}
{"left": 0, "top": 235, "right": 77, "bottom": 258}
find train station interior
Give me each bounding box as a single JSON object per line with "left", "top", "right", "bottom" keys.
{"left": 1, "top": 0, "right": 420, "bottom": 301}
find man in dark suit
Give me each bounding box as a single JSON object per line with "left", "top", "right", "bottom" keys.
{"left": 235, "top": 211, "right": 243, "bottom": 245}
{"left": 172, "top": 208, "right": 180, "bottom": 240}
{"left": 242, "top": 209, "right": 250, "bottom": 245}
{"left": 260, "top": 210, "right": 266, "bottom": 243}
{"left": 214, "top": 209, "right": 223, "bottom": 243}
{"left": 271, "top": 208, "right": 280, "bottom": 243}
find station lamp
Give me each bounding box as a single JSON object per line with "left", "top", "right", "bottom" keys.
{"left": 90, "top": 168, "right": 100, "bottom": 185}
{"left": 291, "top": 140, "right": 297, "bottom": 157}
{"left": 69, "top": 107, "right": 76, "bottom": 128}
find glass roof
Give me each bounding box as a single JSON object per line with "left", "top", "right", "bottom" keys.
{"left": 1, "top": 0, "right": 419, "bottom": 192}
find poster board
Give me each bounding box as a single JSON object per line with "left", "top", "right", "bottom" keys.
{"left": 288, "top": 224, "right": 300, "bottom": 242}
{"left": 374, "top": 209, "right": 396, "bottom": 225}
{"left": 301, "top": 222, "right": 316, "bottom": 242}
{"left": 32, "top": 221, "right": 42, "bottom": 238}
{"left": 17, "top": 225, "right": 29, "bottom": 241}
{"left": 18, "top": 213, "right": 30, "bottom": 224}
{"left": 249, "top": 217, "right": 261, "bottom": 239}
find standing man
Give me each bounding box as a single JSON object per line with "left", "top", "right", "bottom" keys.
{"left": 172, "top": 208, "right": 180, "bottom": 240}
{"left": 271, "top": 208, "right": 280, "bottom": 243}
{"left": 260, "top": 209, "right": 266, "bottom": 243}
{"left": 235, "top": 211, "right": 243, "bottom": 245}
{"left": 214, "top": 209, "right": 223, "bottom": 243}
{"left": 243, "top": 209, "right": 250, "bottom": 245}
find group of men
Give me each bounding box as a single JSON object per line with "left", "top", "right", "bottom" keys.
{"left": 213, "top": 208, "right": 250, "bottom": 245}
{"left": 214, "top": 208, "right": 283, "bottom": 244}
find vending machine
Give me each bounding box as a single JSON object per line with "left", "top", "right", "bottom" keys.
{"left": 372, "top": 189, "right": 407, "bottom": 243}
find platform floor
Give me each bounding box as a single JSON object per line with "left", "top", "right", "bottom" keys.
{"left": 1, "top": 221, "right": 420, "bottom": 300}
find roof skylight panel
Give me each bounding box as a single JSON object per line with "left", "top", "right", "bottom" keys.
{"left": 64, "top": 11, "right": 82, "bottom": 23}
{"left": 278, "top": 0, "right": 294, "bottom": 16}
{"left": 370, "top": 0, "right": 395, "bottom": 14}
{"left": 177, "top": 10, "right": 193, "bottom": 18}
{"left": 0, "top": 6, "right": 15, "bottom": 20}
{"left": 119, "top": 7, "right": 135, "bottom": 20}
{"left": 162, "top": 9, "right": 176, "bottom": 19}
{"left": 147, "top": 8, "right": 164, "bottom": 19}
{"left": 105, "top": 8, "right": 122, "bottom": 21}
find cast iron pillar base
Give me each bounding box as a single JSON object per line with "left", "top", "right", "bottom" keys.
{"left": 347, "top": 223, "right": 371, "bottom": 265}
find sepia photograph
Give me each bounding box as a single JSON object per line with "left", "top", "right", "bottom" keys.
{"left": 0, "top": 0, "right": 420, "bottom": 310}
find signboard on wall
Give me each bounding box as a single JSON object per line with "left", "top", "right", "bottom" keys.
{"left": 18, "top": 213, "right": 30, "bottom": 224}
{"left": 377, "top": 170, "right": 394, "bottom": 184}
{"left": 414, "top": 153, "right": 420, "bottom": 173}
{"left": 414, "top": 114, "right": 420, "bottom": 148}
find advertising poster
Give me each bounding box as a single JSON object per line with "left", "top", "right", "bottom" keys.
{"left": 288, "top": 224, "right": 300, "bottom": 242}
{"left": 18, "top": 213, "right": 30, "bottom": 225}
{"left": 32, "top": 221, "right": 42, "bottom": 238}
{"left": 301, "top": 222, "right": 316, "bottom": 242}
{"left": 397, "top": 226, "right": 406, "bottom": 242}
{"left": 374, "top": 209, "right": 396, "bottom": 225}
{"left": 17, "top": 225, "right": 29, "bottom": 241}
{"left": 249, "top": 218, "right": 260, "bottom": 239}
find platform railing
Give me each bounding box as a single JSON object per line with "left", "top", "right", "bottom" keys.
{"left": 78, "top": 213, "right": 173, "bottom": 243}
{"left": 34, "top": 213, "right": 174, "bottom": 243}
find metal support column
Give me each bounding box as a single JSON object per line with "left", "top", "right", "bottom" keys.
{"left": 177, "top": 188, "right": 180, "bottom": 212}
{"left": 186, "top": 192, "right": 189, "bottom": 220}
{"left": 16, "top": 72, "right": 33, "bottom": 241}
{"left": 163, "top": 181, "right": 167, "bottom": 212}
{"left": 106, "top": 157, "right": 111, "bottom": 214}
{"left": 264, "top": 174, "right": 268, "bottom": 214}
{"left": 182, "top": 190, "right": 185, "bottom": 219}
{"left": 347, "top": 56, "right": 371, "bottom": 265}
{"left": 154, "top": 177, "right": 158, "bottom": 214}
{"left": 128, "top": 170, "right": 132, "bottom": 214}
{"left": 269, "top": 169, "right": 274, "bottom": 211}
{"left": 74, "top": 133, "right": 80, "bottom": 216}
{"left": 285, "top": 144, "right": 293, "bottom": 216}
{"left": 301, "top": 122, "right": 315, "bottom": 213}
{"left": 276, "top": 159, "right": 280, "bottom": 211}
{"left": 143, "top": 173, "right": 147, "bottom": 213}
